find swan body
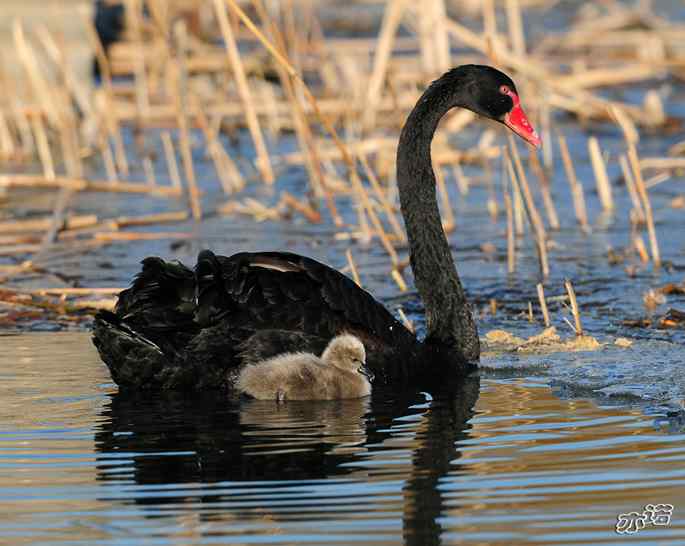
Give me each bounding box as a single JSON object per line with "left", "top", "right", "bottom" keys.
{"left": 237, "top": 334, "right": 371, "bottom": 400}
{"left": 92, "top": 65, "right": 540, "bottom": 391}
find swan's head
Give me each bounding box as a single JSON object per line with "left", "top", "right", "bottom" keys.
{"left": 449, "top": 65, "right": 541, "bottom": 148}
{"left": 321, "top": 334, "right": 373, "bottom": 382}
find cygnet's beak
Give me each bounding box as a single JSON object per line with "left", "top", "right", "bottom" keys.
{"left": 358, "top": 363, "right": 374, "bottom": 383}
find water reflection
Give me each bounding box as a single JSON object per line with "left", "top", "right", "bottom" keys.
{"left": 94, "top": 376, "right": 480, "bottom": 543}
{"left": 6, "top": 334, "right": 685, "bottom": 544}
{"left": 402, "top": 382, "right": 478, "bottom": 546}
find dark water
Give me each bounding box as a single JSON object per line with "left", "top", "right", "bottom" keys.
{"left": 1, "top": 333, "right": 684, "bottom": 545}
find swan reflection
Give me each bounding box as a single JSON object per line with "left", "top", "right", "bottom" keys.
{"left": 95, "top": 375, "right": 479, "bottom": 543}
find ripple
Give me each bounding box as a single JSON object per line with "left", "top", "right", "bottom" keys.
{"left": 1, "top": 336, "right": 684, "bottom": 545}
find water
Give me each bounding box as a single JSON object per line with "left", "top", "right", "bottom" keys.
{"left": 1, "top": 332, "right": 684, "bottom": 545}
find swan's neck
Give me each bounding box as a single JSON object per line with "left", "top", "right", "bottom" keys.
{"left": 396, "top": 81, "right": 480, "bottom": 363}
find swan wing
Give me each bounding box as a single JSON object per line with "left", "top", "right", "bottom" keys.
{"left": 114, "top": 257, "right": 197, "bottom": 334}
{"left": 195, "top": 250, "right": 415, "bottom": 351}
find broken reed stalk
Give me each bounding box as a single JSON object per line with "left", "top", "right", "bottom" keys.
{"left": 0, "top": 108, "right": 16, "bottom": 160}
{"left": 434, "top": 162, "right": 455, "bottom": 231}
{"left": 558, "top": 132, "right": 589, "bottom": 231}
{"left": 26, "top": 287, "right": 124, "bottom": 296}
{"left": 364, "top": 0, "right": 408, "bottom": 130}
{"left": 35, "top": 24, "right": 93, "bottom": 127}
{"left": 627, "top": 144, "right": 660, "bottom": 268}
{"left": 345, "top": 248, "right": 361, "bottom": 287}
{"left": 609, "top": 104, "right": 639, "bottom": 147}
{"left": 94, "top": 231, "right": 194, "bottom": 242}
{"left": 430, "top": 0, "right": 450, "bottom": 74}
{"left": 172, "top": 22, "right": 202, "bottom": 220}
{"left": 506, "top": 0, "right": 526, "bottom": 57}
{"left": 58, "top": 111, "right": 83, "bottom": 179}
{"left": 633, "top": 234, "right": 649, "bottom": 263}
{"left": 588, "top": 136, "right": 613, "bottom": 212}
{"left": 397, "top": 307, "right": 414, "bottom": 333}
{"left": 80, "top": 9, "right": 129, "bottom": 177}
{"left": 619, "top": 154, "right": 645, "bottom": 224}
{"left": 482, "top": 0, "right": 497, "bottom": 46}
{"left": 501, "top": 151, "right": 516, "bottom": 274}
{"left": 30, "top": 114, "right": 55, "bottom": 180}
{"left": 504, "top": 184, "right": 516, "bottom": 274}
{"left": 222, "top": 0, "right": 371, "bottom": 210}
{"left": 564, "top": 279, "right": 583, "bottom": 336}
{"left": 452, "top": 161, "right": 469, "bottom": 195}
{"left": 528, "top": 149, "right": 559, "bottom": 230}
{"left": 279, "top": 191, "right": 322, "bottom": 223}
{"left": 0, "top": 175, "right": 181, "bottom": 197}
{"left": 0, "top": 214, "right": 97, "bottom": 234}
{"left": 506, "top": 139, "right": 549, "bottom": 278}
{"left": 639, "top": 157, "right": 685, "bottom": 170}
{"left": 416, "top": 3, "right": 435, "bottom": 75}
{"left": 98, "top": 131, "right": 117, "bottom": 182}
{"left": 143, "top": 157, "right": 156, "bottom": 186}
{"left": 35, "top": 188, "right": 74, "bottom": 260}
{"left": 213, "top": 0, "right": 274, "bottom": 184}
{"left": 391, "top": 268, "right": 407, "bottom": 292}
{"left": 191, "top": 94, "right": 239, "bottom": 194}
{"left": 13, "top": 21, "right": 58, "bottom": 126}
{"left": 250, "top": 0, "right": 340, "bottom": 225}
{"left": 114, "top": 211, "right": 189, "bottom": 228}
{"left": 29, "top": 29, "right": 81, "bottom": 181}
{"left": 508, "top": 135, "right": 545, "bottom": 235}
{"left": 536, "top": 282, "right": 550, "bottom": 327}
{"left": 513, "top": 175, "right": 525, "bottom": 235}
{"left": 359, "top": 154, "right": 406, "bottom": 242}
{"left": 14, "top": 104, "right": 35, "bottom": 157}
{"left": 126, "top": 0, "right": 150, "bottom": 121}
{"left": 161, "top": 132, "right": 182, "bottom": 190}
{"left": 540, "top": 99, "right": 553, "bottom": 171}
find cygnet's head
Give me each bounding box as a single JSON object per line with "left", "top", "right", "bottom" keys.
{"left": 321, "top": 334, "right": 373, "bottom": 382}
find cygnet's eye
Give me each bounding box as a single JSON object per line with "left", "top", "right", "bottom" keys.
{"left": 499, "top": 84, "right": 511, "bottom": 95}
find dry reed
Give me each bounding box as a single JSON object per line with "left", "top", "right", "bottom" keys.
{"left": 0, "top": 0, "right": 680, "bottom": 325}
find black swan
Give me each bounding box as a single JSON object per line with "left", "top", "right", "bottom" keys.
{"left": 237, "top": 334, "right": 372, "bottom": 400}
{"left": 92, "top": 64, "right": 540, "bottom": 390}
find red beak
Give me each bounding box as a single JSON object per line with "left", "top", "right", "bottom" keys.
{"left": 502, "top": 91, "right": 541, "bottom": 148}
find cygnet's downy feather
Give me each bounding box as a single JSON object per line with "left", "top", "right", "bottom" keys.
{"left": 237, "top": 335, "right": 372, "bottom": 400}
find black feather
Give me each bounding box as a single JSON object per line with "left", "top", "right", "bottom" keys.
{"left": 93, "top": 250, "right": 421, "bottom": 391}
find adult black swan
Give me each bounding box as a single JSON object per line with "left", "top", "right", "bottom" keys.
{"left": 93, "top": 65, "right": 540, "bottom": 391}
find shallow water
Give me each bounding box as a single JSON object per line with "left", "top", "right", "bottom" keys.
{"left": 1, "top": 332, "right": 684, "bottom": 545}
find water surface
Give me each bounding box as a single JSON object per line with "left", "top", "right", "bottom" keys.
{"left": 1, "top": 333, "right": 684, "bottom": 545}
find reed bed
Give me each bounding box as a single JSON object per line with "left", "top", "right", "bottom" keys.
{"left": 0, "top": 0, "right": 683, "bottom": 327}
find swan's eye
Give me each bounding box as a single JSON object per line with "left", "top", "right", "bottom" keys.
{"left": 499, "top": 85, "right": 511, "bottom": 95}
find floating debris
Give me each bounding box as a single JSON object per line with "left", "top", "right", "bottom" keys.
{"left": 623, "top": 308, "right": 685, "bottom": 330}
{"left": 614, "top": 338, "right": 633, "bottom": 348}
{"left": 484, "top": 326, "right": 601, "bottom": 355}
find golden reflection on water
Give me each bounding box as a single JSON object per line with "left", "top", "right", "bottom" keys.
{"left": 452, "top": 381, "right": 685, "bottom": 542}
{"left": 0, "top": 332, "right": 683, "bottom": 545}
